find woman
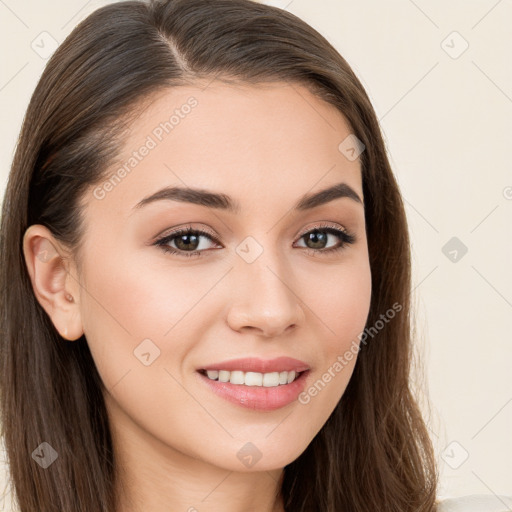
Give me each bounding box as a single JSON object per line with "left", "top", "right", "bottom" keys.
{"left": 0, "top": 0, "right": 508, "bottom": 511}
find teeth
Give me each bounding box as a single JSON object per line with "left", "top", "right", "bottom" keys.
{"left": 204, "top": 369, "right": 299, "bottom": 387}
{"left": 218, "top": 370, "right": 230, "bottom": 382}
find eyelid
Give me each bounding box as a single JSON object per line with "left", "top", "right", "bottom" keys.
{"left": 295, "top": 221, "right": 350, "bottom": 239}
{"left": 151, "top": 223, "right": 219, "bottom": 244}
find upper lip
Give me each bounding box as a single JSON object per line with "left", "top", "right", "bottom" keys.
{"left": 198, "top": 356, "right": 311, "bottom": 374}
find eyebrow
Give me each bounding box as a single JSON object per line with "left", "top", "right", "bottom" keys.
{"left": 132, "top": 181, "right": 363, "bottom": 214}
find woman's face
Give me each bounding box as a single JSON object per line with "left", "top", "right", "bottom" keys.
{"left": 68, "top": 81, "right": 371, "bottom": 471}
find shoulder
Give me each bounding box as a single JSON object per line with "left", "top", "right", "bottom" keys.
{"left": 437, "top": 494, "right": 512, "bottom": 512}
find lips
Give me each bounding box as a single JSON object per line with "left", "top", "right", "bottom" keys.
{"left": 197, "top": 356, "right": 311, "bottom": 374}
{"left": 197, "top": 368, "right": 311, "bottom": 411}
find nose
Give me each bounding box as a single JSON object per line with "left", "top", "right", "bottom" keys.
{"left": 226, "top": 253, "right": 305, "bottom": 338}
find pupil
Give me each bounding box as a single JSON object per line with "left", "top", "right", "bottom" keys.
{"left": 307, "top": 231, "right": 326, "bottom": 249}
{"left": 177, "top": 234, "right": 199, "bottom": 250}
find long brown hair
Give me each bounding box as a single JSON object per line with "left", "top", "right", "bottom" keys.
{"left": 0, "top": 0, "right": 439, "bottom": 510}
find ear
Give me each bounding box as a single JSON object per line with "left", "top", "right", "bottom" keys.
{"left": 22, "top": 224, "right": 84, "bottom": 341}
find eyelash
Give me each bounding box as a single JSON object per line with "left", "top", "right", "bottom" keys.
{"left": 154, "top": 223, "right": 356, "bottom": 258}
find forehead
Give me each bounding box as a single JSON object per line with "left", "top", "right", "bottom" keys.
{"left": 86, "top": 81, "right": 363, "bottom": 218}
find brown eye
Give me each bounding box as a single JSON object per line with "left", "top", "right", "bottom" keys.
{"left": 295, "top": 226, "right": 356, "bottom": 255}
{"left": 155, "top": 227, "right": 220, "bottom": 258}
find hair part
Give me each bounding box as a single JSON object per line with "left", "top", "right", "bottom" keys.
{"left": 0, "top": 1, "right": 438, "bottom": 510}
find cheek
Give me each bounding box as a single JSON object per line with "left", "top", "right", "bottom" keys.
{"left": 296, "top": 255, "right": 371, "bottom": 418}
{"left": 309, "top": 253, "right": 372, "bottom": 350}
{"left": 77, "top": 247, "right": 214, "bottom": 385}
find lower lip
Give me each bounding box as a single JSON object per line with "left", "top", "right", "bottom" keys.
{"left": 196, "top": 370, "right": 310, "bottom": 411}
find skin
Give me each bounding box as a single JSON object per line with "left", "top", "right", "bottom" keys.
{"left": 23, "top": 81, "right": 372, "bottom": 512}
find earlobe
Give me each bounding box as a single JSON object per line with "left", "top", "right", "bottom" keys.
{"left": 22, "top": 225, "right": 84, "bottom": 341}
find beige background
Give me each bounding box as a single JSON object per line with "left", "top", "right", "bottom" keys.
{"left": 1, "top": 0, "right": 511, "bottom": 509}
